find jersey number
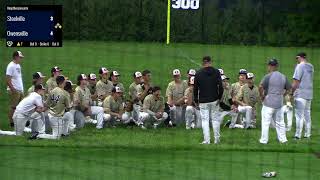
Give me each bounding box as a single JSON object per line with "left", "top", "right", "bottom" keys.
{"left": 51, "top": 95, "right": 61, "bottom": 104}
{"left": 172, "top": 0, "right": 200, "bottom": 10}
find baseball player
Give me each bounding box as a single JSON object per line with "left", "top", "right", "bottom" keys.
{"left": 127, "top": 71, "right": 145, "bottom": 126}
{"left": 234, "top": 73, "right": 260, "bottom": 129}
{"left": 166, "top": 69, "right": 188, "bottom": 126}
{"left": 87, "top": 73, "right": 98, "bottom": 105}
{"left": 46, "top": 66, "right": 63, "bottom": 93}
{"left": 101, "top": 87, "right": 131, "bottom": 128}
{"left": 33, "top": 76, "right": 72, "bottom": 139}
{"left": 73, "top": 74, "right": 104, "bottom": 128}
{"left": 138, "top": 69, "right": 153, "bottom": 102}
{"left": 0, "top": 84, "right": 46, "bottom": 136}
{"left": 96, "top": 67, "right": 113, "bottom": 103}
{"left": 27, "top": 72, "right": 46, "bottom": 95}
{"left": 140, "top": 86, "right": 168, "bottom": 129}
{"left": 184, "top": 76, "right": 201, "bottom": 129}
{"left": 292, "top": 52, "right": 314, "bottom": 139}
{"left": 259, "top": 59, "right": 291, "bottom": 144}
{"left": 63, "top": 80, "right": 77, "bottom": 132}
{"left": 185, "top": 69, "right": 196, "bottom": 82}
{"left": 6, "top": 50, "right": 25, "bottom": 127}
{"left": 109, "top": 71, "right": 125, "bottom": 91}
{"left": 219, "top": 74, "right": 238, "bottom": 129}
{"left": 281, "top": 94, "right": 293, "bottom": 131}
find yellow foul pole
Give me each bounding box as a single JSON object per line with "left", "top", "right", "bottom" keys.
{"left": 166, "top": 0, "right": 171, "bottom": 45}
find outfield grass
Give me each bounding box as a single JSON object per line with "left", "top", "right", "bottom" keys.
{"left": 0, "top": 41, "right": 319, "bottom": 179}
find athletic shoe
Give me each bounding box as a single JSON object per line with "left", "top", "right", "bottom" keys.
{"left": 214, "top": 139, "right": 220, "bottom": 144}
{"left": 293, "top": 136, "right": 300, "bottom": 140}
{"left": 28, "top": 132, "right": 39, "bottom": 140}
{"left": 153, "top": 123, "right": 159, "bottom": 129}
{"left": 234, "top": 124, "right": 244, "bottom": 129}
{"left": 168, "top": 121, "right": 173, "bottom": 126}
{"left": 139, "top": 124, "right": 146, "bottom": 129}
{"left": 85, "top": 118, "right": 97, "bottom": 124}
{"left": 262, "top": 171, "right": 277, "bottom": 178}
{"left": 224, "top": 120, "right": 231, "bottom": 127}
{"left": 190, "top": 122, "right": 195, "bottom": 129}
{"left": 23, "top": 127, "right": 32, "bottom": 133}
{"left": 200, "top": 141, "right": 210, "bottom": 145}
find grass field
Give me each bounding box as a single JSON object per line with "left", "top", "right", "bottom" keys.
{"left": 0, "top": 40, "right": 319, "bottom": 179}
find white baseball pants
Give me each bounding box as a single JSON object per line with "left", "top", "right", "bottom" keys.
{"left": 199, "top": 101, "right": 220, "bottom": 143}
{"left": 185, "top": 106, "right": 201, "bottom": 129}
{"left": 281, "top": 105, "right": 293, "bottom": 131}
{"left": 259, "top": 105, "right": 287, "bottom": 144}
{"left": 294, "top": 98, "right": 312, "bottom": 138}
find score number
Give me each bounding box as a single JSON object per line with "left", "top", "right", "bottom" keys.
{"left": 172, "top": 0, "right": 200, "bottom": 10}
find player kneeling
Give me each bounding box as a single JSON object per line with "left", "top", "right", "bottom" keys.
{"left": 184, "top": 76, "right": 201, "bottom": 129}
{"left": 32, "top": 76, "right": 72, "bottom": 139}
{"left": 99, "top": 86, "right": 130, "bottom": 128}
{"left": 140, "top": 86, "right": 168, "bottom": 129}
{"left": 0, "top": 84, "right": 46, "bottom": 137}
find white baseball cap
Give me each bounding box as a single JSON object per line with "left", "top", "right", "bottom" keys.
{"left": 189, "top": 76, "right": 195, "bottom": 85}
{"left": 173, "top": 69, "right": 181, "bottom": 76}
{"left": 13, "top": 50, "right": 24, "bottom": 58}
{"left": 221, "top": 75, "right": 230, "bottom": 81}
{"left": 78, "top": 74, "right": 88, "bottom": 81}
{"left": 188, "top": 69, "right": 196, "bottom": 76}
{"left": 134, "top": 71, "right": 142, "bottom": 78}
{"left": 218, "top": 69, "right": 224, "bottom": 75}
{"left": 89, "top": 73, "right": 97, "bottom": 80}
{"left": 99, "top": 67, "right": 109, "bottom": 74}
{"left": 114, "top": 86, "right": 123, "bottom": 93}
{"left": 111, "top": 71, "right": 120, "bottom": 76}
{"left": 246, "top": 72, "right": 255, "bottom": 79}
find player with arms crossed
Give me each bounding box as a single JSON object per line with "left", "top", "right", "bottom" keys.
{"left": 259, "top": 59, "right": 291, "bottom": 144}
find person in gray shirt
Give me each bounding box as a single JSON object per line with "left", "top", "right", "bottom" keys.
{"left": 292, "top": 52, "right": 314, "bottom": 139}
{"left": 259, "top": 59, "right": 291, "bottom": 144}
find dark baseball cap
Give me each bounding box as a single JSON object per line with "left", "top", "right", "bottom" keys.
{"left": 32, "top": 72, "right": 46, "bottom": 79}
{"left": 34, "top": 84, "right": 46, "bottom": 91}
{"left": 202, "top": 56, "right": 212, "bottom": 63}
{"left": 296, "top": 52, "right": 306, "bottom": 59}
{"left": 268, "top": 58, "right": 279, "bottom": 66}
{"left": 51, "top": 66, "right": 63, "bottom": 73}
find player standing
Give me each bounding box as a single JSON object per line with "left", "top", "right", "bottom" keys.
{"left": 259, "top": 59, "right": 291, "bottom": 144}
{"left": 194, "top": 56, "right": 223, "bottom": 144}
{"left": 6, "top": 51, "right": 25, "bottom": 127}
{"left": 292, "top": 52, "right": 314, "bottom": 139}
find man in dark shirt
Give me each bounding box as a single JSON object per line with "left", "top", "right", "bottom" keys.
{"left": 194, "top": 56, "right": 223, "bottom": 144}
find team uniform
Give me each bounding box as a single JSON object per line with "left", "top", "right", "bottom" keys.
{"left": 166, "top": 80, "right": 188, "bottom": 125}
{"left": 281, "top": 94, "right": 293, "bottom": 131}
{"left": 37, "top": 87, "right": 72, "bottom": 139}
{"left": 236, "top": 83, "right": 260, "bottom": 128}
{"left": 0, "top": 92, "right": 45, "bottom": 136}
{"left": 184, "top": 86, "right": 201, "bottom": 129}
{"left": 140, "top": 94, "right": 168, "bottom": 128}
{"left": 46, "top": 77, "right": 58, "bottom": 93}
{"left": 74, "top": 86, "right": 104, "bottom": 129}
{"left": 96, "top": 79, "right": 113, "bottom": 103}
{"left": 102, "top": 94, "right": 129, "bottom": 127}
{"left": 293, "top": 62, "right": 314, "bottom": 138}
{"left": 230, "top": 81, "right": 248, "bottom": 127}
{"left": 259, "top": 70, "right": 291, "bottom": 144}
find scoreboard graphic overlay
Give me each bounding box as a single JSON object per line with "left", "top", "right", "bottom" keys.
{"left": 6, "top": 5, "right": 62, "bottom": 47}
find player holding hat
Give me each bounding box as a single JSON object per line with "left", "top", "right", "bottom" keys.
{"left": 259, "top": 59, "right": 291, "bottom": 144}
{"left": 166, "top": 69, "right": 188, "bottom": 126}
{"left": 6, "top": 50, "right": 25, "bottom": 127}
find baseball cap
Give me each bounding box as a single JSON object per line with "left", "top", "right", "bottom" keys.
{"left": 51, "top": 66, "right": 63, "bottom": 73}
{"left": 268, "top": 58, "right": 278, "bottom": 66}
{"left": 246, "top": 73, "right": 255, "bottom": 79}
{"left": 32, "top": 72, "right": 46, "bottom": 79}
{"left": 189, "top": 76, "right": 195, "bottom": 85}
{"left": 66, "top": 80, "right": 76, "bottom": 86}
{"left": 77, "top": 74, "right": 88, "bottom": 81}
{"left": 239, "top": 69, "right": 247, "bottom": 75}
{"left": 111, "top": 71, "right": 120, "bottom": 76}
{"left": 173, "top": 69, "right": 181, "bottom": 76}
{"left": 34, "top": 84, "right": 46, "bottom": 91}
{"left": 202, "top": 56, "right": 212, "bottom": 63}
{"left": 89, "top": 73, "right": 97, "bottom": 80}
{"left": 99, "top": 67, "right": 109, "bottom": 74}
{"left": 13, "top": 50, "right": 24, "bottom": 58}
{"left": 296, "top": 52, "right": 306, "bottom": 59}
{"left": 221, "top": 75, "right": 230, "bottom": 81}
{"left": 218, "top": 69, "right": 224, "bottom": 75}
{"left": 187, "top": 69, "right": 196, "bottom": 76}
{"left": 134, "top": 71, "right": 142, "bottom": 78}
{"left": 113, "top": 86, "right": 123, "bottom": 93}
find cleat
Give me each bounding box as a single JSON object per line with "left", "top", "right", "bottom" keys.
{"left": 200, "top": 141, "right": 210, "bottom": 145}
{"left": 23, "top": 127, "right": 32, "bottom": 133}
{"left": 190, "top": 122, "right": 195, "bottom": 129}
{"left": 28, "top": 132, "right": 39, "bottom": 140}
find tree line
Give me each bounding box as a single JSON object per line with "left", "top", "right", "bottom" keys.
{"left": 2, "top": 0, "right": 320, "bottom": 46}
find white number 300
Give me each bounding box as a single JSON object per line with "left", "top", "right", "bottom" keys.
{"left": 172, "top": 0, "right": 200, "bottom": 10}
